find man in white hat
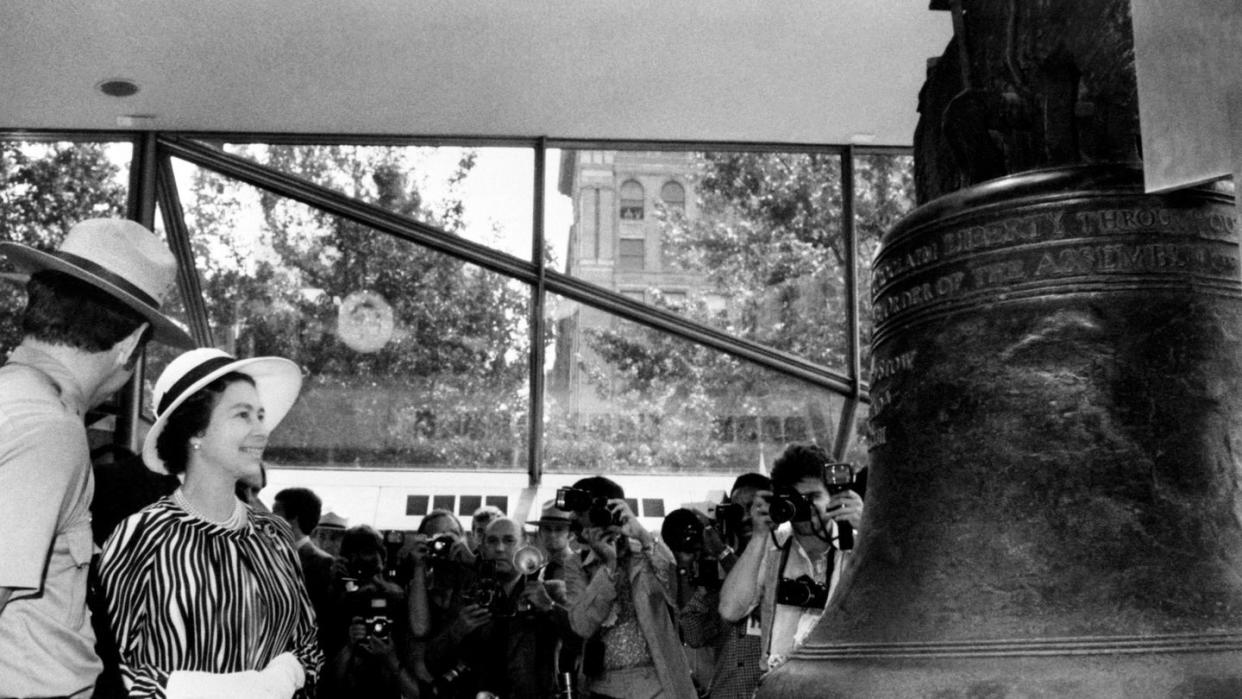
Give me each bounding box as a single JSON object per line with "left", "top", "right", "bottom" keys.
{"left": 0, "top": 218, "right": 192, "bottom": 698}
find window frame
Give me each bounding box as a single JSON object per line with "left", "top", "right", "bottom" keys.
{"left": 0, "top": 130, "right": 911, "bottom": 483}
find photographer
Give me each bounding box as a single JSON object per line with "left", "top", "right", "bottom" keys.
{"left": 324, "top": 525, "right": 419, "bottom": 699}
{"left": 718, "top": 445, "right": 863, "bottom": 674}
{"left": 683, "top": 473, "right": 770, "bottom": 699}
{"left": 407, "top": 509, "right": 474, "bottom": 689}
{"left": 661, "top": 508, "right": 725, "bottom": 698}
{"left": 426, "top": 517, "right": 567, "bottom": 698}
{"left": 563, "top": 476, "right": 696, "bottom": 699}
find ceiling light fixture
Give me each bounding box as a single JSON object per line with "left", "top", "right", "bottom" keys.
{"left": 97, "top": 78, "right": 140, "bottom": 98}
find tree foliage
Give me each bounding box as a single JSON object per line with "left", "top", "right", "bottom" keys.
{"left": 0, "top": 142, "right": 127, "bottom": 355}
{"left": 567, "top": 151, "right": 916, "bottom": 471}
{"left": 183, "top": 145, "right": 530, "bottom": 468}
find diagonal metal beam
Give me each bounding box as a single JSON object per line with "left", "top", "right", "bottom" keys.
{"left": 156, "top": 134, "right": 868, "bottom": 401}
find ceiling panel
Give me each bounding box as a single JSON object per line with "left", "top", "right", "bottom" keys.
{"left": 1, "top": 1, "right": 952, "bottom": 145}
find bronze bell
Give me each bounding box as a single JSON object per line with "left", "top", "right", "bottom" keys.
{"left": 759, "top": 165, "right": 1242, "bottom": 697}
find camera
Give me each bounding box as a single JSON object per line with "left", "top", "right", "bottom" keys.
{"left": 556, "top": 487, "right": 620, "bottom": 528}
{"left": 462, "top": 560, "right": 516, "bottom": 617}
{"left": 767, "top": 488, "right": 813, "bottom": 524}
{"left": 775, "top": 574, "right": 829, "bottom": 609}
{"left": 365, "top": 614, "right": 393, "bottom": 641}
{"left": 823, "top": 462, "right": 856, "bottom": 550}
{"left": 427, "top": 533, "right": 456, "bottom": 560}
{"left": 349, "top": 589, "right": 395, "bottom": 640}
{"left": 661, "top": 508, "right": 704, "bottom": 555}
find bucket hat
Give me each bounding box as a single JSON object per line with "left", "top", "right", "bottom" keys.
{"left": 143, "top": 348, "right": 302, "bottom": 473}
{"left": 0, "top": 218, "right": 193, "bottom": 347}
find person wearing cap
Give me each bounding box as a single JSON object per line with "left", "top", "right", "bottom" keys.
{"left": 0, "top": 218, "right": 193, "bottom": 698}
{"left": 97, "top": 348, "right": 322, "bottom": 698}
{"left": 528, "top": 501, "right": 585, "bottom": 689}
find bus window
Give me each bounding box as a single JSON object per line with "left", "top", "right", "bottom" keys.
{"left": 485, "top": 495, "right": 508, "bottom": 513}
{"left": 642, "top": 498, "right": 665, "bottom": 518}
{"left": 459, "top": 495, "right": 483, "bottom": 516}
{"left": 433, "top": 495, "right": 455, "bottom": 512}
{"left": 406, "top": 495, "right": 429, "bottom": 516}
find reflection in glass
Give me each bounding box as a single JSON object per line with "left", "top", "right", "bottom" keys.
{"left": 544, "top": 293, "right": 853, "bottom": 475}
{"left": 217, "top": 142, "right": 534, "bottom": 260}
{"left": 550, "top": 148, "right": 851, "bottom": 373}
{"left": 0, "top": 140, "right": 132, "bottom": 354}
{"left": 171, "top": 160, "right": 531, "bottom": 471}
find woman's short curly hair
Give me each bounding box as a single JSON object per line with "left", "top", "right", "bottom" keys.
{"left": 155, "top": 372, "right": 255, "bottom": 476}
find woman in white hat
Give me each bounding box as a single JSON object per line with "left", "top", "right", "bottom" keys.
{"left": 98, "top": 348, "right": 321, "bottom": 699}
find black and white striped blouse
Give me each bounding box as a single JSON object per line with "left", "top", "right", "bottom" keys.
{"left": 99, "top": 495, "right": 323, "bottom": 698}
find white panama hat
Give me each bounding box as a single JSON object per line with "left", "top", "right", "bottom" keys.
{"left": 143, "top": 348, "right": 303, "bottom": 474}
{"left": 0, "top": 218, "right": 193, "bottom": 347}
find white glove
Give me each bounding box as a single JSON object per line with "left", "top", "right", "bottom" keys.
{"left": 164, "top": 652, "right": 305, "bottom": 699}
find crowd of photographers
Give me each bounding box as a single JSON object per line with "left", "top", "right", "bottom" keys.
{"left": 273, "top": 441, "right": 864, "bottom": 699}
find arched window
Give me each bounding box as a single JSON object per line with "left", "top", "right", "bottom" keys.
{"left": 660, "top": 180, "right": 685, "bottom": 213}
{"left": 620, "top": 180, "right": 645, "bottom": 220}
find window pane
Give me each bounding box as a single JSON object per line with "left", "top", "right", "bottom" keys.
{"left": 0, "top": 140, "right": 132, "bottom": 354}
{"left": 433, "top": 494, "right": 455, "bottom": 512}
{"left": 549, "top": 147, "right": 852, "bottom": 374}
{"left": 169, "top": 158, "right": 531, "bottom": 475}
{"left": 406, "top": 494, "right": 430, "bottom": 516}
{"left": 620, "top": 179, "right": 645, "bottom": 220}
{"left": 617, "top": 237, "right": 645, "bottom": 271}
{"left": 484, "top": 495, "right": 508, "bottom": 512}
{"left": 459, "top": 495, "right": 483, "bottom": 516}
{"left": 642, "top": 498, "right": 666, "bottom": 517}
{"left": 216, "top": 142, "right": 535, "bottom": 261}
{"left": 544, "top": 293, "right": 858, "bottom": 474}
{"left": 661, "top": 181, "right": 685, "bottom": 211}
{"left": 854, "top": 153, "right": 916, "bottom": 384}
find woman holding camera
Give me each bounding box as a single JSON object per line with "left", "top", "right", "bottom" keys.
{"left": 98, "top": 349, "right": 321, "bottom": 698}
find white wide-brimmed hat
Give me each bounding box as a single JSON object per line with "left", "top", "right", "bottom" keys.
{"left": 0, "top": 218, "right": 193, "bottom": 347}
{"left": 142, "top": 348, "right": 303, "bottom": 474}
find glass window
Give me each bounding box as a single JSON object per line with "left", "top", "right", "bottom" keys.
{"left": 485, "top": 495, "right": 508, "bottom": 512}
{"left": 618, "top": 237, "right": 645, "bottom": 271}
{"left": 217, "top": 142, "right": 535, "bottom": 262}
{"left": 550, "top": 148, "right": 852, "bottom": 375}
{"left": 406, "top": 494, "right": 430, "bottom": 516}
{"left": 459, "top": 495, "right": 483, "bottom": 516}
{"left": 620, "top": 180, "right": 645, "bottom": 220}
{"left": 168, "top": 157, "right": 532, "bottom": 475}
{"left": 642, "top": 498, "right": 666, "bottom": 517}
{"left": 433, "top": 494, "right": 455, "bottom": 512}
{"left": 544, "top": 293, "right": 855, "bottom": 474}
{"left": 854, "top": 152, "right": 916, "bottom": 383}
{"left": 660, "top": 181, "right": 685, "bottom": 212}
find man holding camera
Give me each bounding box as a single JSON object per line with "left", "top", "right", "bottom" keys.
{"left": 718, "top": 444, "right": 864, "bottom": 673}
{"left": 428, "top": 516, "right": 569, "bottom": 698}
{"left": 563, "top": 476, "right": 697, "bottom": 699}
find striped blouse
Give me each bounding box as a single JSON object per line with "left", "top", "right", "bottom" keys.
{"left": 99, "top": 496, "right": 323, "bottom": 698}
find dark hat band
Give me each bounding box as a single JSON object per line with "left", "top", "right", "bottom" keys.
{"left": 157, "top": 355, "right": 238, "bottom": 416}
{"left": 54, "top": 250, "right": 162, "bottom": 309}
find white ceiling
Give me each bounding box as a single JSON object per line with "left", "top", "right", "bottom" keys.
{"left": 1, "top": 1, "right": 952, "bottom": 146}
